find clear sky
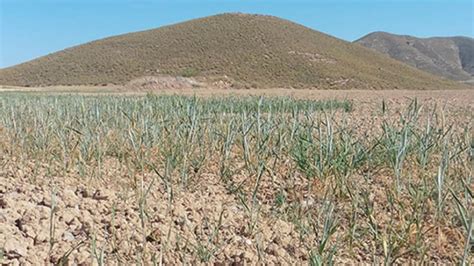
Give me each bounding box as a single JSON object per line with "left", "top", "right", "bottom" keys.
{"left": 1, "top": 0, "right": 473, "bottom": 68}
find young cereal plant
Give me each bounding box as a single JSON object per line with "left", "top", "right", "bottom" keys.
{"left": 309, "top": 200, "right": 339, "bottom": 266}
{"left": 138, "top": 175, "right": 156, "bottom": 258}
{"left": 435, "top": 137, "right": 450, "bottom": 220}
{"left": 90, "top": 234, "right": 106, "bottom": 266}
{"left": 238, "top": 162, "right": 265, "bottom": 236}
{"left": 450, "top": 187, "right": 473, "bottom": 265}
{"left": 193, "top": 209, "right": 224, "bottom": 263}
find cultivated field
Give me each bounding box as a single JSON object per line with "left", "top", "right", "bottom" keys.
{"left": 1, "top": 89, "right": 473, "bottom": 264}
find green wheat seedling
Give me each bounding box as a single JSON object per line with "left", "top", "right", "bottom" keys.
{"left": 0, "top": 94, "right": 471, "bottom": 264}
{"left": 193, "top": 209, "right": 224, "bottom": 262}
{"left": 450, "top": 187, "right": 473, "bottom": 265}
{"left": 309, "top": 200, "right": 338, "bottom": 266}
{"left": 91, "top": 234, "right": 105, "bottom": 266}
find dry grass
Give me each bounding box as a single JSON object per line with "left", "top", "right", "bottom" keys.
{"left": 0, "top": 13, "right": 465, "bottom": 90}
{"left": 0, "top": 90, "right": 472, "bottom": 264}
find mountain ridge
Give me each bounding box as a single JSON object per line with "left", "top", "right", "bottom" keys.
{"left": 0, "top": 13, "right": 465, "bottom": 89}
{"left": 355, "top": 31, "right": 474, "bottom": 82}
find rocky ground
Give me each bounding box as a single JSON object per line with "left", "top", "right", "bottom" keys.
{"left": 2, "top": 157, "right": 323, "bottom": 265}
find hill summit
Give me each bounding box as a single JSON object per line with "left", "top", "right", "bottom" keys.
{"left": 0, "top": 13, "right": 463, "bottom": 89}
{"left": 356, "top": 32, "right": 474, "bottom": 82}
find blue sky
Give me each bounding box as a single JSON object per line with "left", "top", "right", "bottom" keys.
{"left": 1, "top": 0, "right": 473, "bottom": 68}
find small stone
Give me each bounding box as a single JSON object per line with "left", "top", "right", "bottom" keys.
{"left": 61, "top": 209, "right": 76, "bottom": 225}
{"left": 63, "top": 231, "right": 75, "bottom": 242}
{"left": 23, "top": 225, "right": 37, "bottom": 239}
{"left": 63, "top": 189, "right": 79, "bottom": 207}
{"left": 35, "top": 230, "right": 49, "bottom": 244}
{"left": 244, "top": 238, "right": 252, "bottom": 246}
{"left": 4, "top": 238, "right": 27, "bottom": 258}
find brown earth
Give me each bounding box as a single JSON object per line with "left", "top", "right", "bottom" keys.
{"left": 1, "top": 89, "right": 473, "bottom": 265}
{"left": 1, "top": 85, "right": 473, "bottom": 103}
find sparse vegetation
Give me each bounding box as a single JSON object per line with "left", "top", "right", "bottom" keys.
{"left": 0, "top": 13, "right": 464, "bottom": 90}
{"left": 181, "top": 67, "right": 200, "bottom": 78}
{"left": 0, "top": 93, "right": 472, "bottom": 264}
{"left": 356, "top": 32, "right": 474, "bottom": 81}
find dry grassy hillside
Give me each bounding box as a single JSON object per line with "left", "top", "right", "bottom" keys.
{"left": 0, "top": 13, "right": 465, "bottom": 89}
{"left": 356, "top": 32, "right": 474, "bottom": 82}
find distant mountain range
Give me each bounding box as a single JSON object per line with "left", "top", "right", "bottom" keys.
{"left": 0, "top": 14, "right": 468, "bottom": 89}
{"left": 356, "top": 32, "right": 474, "bottom": 82}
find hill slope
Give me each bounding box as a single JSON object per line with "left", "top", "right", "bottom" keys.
{"left": 0, "top": 14, "right": 464, "bottom": 89}
{"left": 356, "top": 32, "right": 474, "bottom": 82}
